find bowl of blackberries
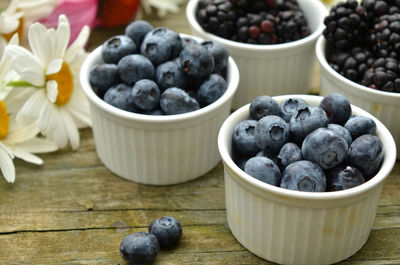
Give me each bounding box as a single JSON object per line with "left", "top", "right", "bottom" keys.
{"left": 218, "top": 93, "right": 396, "bottom": 265}
{"left": 80, "top": 20, "right": 239, "bottom": 185}
{"left": 316, "top": 0, "right": 400, "bottom": 158}
{"left": 186, "top": 0, "right": 327, "bottom": 109}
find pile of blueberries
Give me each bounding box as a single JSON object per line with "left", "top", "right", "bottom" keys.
{"left": 89, "top": 20, "right": 230, "bottom": 115}
{"left": 120, "top": 216, "right": 182, "bottom": 265}
{"left": 232, "top": 93, "right": 384, "bottom": 192}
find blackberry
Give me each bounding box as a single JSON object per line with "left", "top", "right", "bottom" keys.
{"left": 361, "top": 57, "right": 400, "bottom": 92}
{"left": 196, "top": 0, "right": 237, "bottom": 39}
{"left": 361, "top": 0, "right": 400, "bottom": 25}
{"left": 275, "top": 10, "right": 310, "bottom": 43}
{"left": 323, "top": 0, "right": 369, "bottom": 50}
{"left": 196, "top": 0, "right": 310, "bottom": 45}
{"left": 327, "top": 46, "right": 374, "bottom": 82}
{"left": 369, "top": 13, "right": 400, "bottom": 58}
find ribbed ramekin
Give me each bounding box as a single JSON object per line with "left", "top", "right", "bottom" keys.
{"left": 218, "top": 95, "right": 396, "bottom": 265}
{"left": 316, "top": 36, "right": 400, "bottom": 159}
{"left": 186, "top": 0, "right": 327, "bottom": 109}
{"left": 80, "top": 41, "right": 239, "bottom": 185}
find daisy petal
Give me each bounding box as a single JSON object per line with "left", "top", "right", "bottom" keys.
{"left": 38, "top": 100, "right": 57, "bottom": 135}
{"left": 16, "top": 90, "right": 46, "bottom": 125}
{"left": 46, "top": 58, "right": 63, "bottom": 75}
{"left": 60, "top": 110, "right": 80, "bottom": 150}
{"left": 65, "top": 25, "right": 90, "bottom": 64}
{"left": 7, "top": 121, "right": 39, "bottom": 144}
{"left": 14, "top": 137, "right": 58, "bottom": 153}
{"left": 4, "top": 45, "right": 45, "bottom": 86}
{"left": 12, "top": 148, "right": 43, "bottom": 165}
{"left": 29, "top": 22, "right": 52, "bottom": 66}
{"left": 54, "top": 15, "right": 70, "bottom": 59}
{"left": 0, "top": 144, "right": 15, "bottom": 183}
{"left": 46, "top": 80, "right": 58, "bottom": 103}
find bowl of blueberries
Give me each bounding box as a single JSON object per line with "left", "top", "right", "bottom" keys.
{"left": 217, "top": 93, "right": 396, "bottom": 265}
{"left": 316, "top": 0, "right": 400, "bottom": 158}
{"left": 186, "top": 0, "right": 327, "bottom": 109}
{"left": 80, "top": 20, "right": 239, "bottom": 185}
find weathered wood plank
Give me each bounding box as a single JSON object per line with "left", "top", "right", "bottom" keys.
{"left": 0, "top": 210, "right": 226, "bottom": 234}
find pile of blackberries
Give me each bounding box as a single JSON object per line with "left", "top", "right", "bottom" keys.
{"left": 324, "top": 0, "right": 400, "bottom": 93}
{"left": 195, "top": 0, "right": 311, "bottom": 45}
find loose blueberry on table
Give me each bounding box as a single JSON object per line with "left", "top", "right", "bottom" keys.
{"left": 149, "top": 216, "right": 183, "bottom": 249}
{"left": 231, "top": 93, "right": 384, "bottom": 192}
{"left": 89, "top": 20, "right": 230, "bottom": 115}
{"left": 324, "top": 0, "right": 400, "bottom": 93}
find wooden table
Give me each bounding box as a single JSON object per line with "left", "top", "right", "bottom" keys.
{"left": 1, "top": 2, "right": 399, "bottom": 264}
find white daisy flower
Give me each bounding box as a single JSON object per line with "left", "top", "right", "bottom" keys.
{"left": 0, "top": 0, "right": 58, "bottom": 57}
{"left": 4, "top": 14, "right": 91, "bottom": 150}
{"left": 0, "top": 35, "right": 58, "bottom": 183}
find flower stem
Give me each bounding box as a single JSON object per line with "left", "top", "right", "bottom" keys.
{"left": 6, "top": 80, "right": 38, "bottom": 87}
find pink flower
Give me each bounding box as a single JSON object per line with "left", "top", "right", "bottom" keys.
{"left": 40, "top": 0, "right": 98, "bottom": 45}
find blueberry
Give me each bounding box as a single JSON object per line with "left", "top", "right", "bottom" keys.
{"left": 255, "top": 115, "right": 289, "bottom": 154}
{"left": 302, "top": 127, "right": 348, "bottom": 170}
{"left": 344, "top": 115, "right": 377, "bottom": 140}
{"left": 244, "top": 156, "right": 281, "bottom": 186}
{"left": 141, "top": 34, "right": 171, "bottom": 65}
{"left": 160, "top": 87, "right": 200, "bottom": 115}
{"left": 289, "top": 106, "right": 329, "bottom": 144}
{"left": 155, "top": 61, "right": 186, "bottom": 91}
{"left": 125, "top": 20, "right": 153, "bottom": 48}
{"left": 232, "top": 119, "right": 260, "bottom": 156}
{"left": 319, "top": 93, "right": 352, "bottom": 125}
{"left": 131, "top": 79, "right": 160, "bottom": 111}
{"left": 149, "top": 216, "right": 182, "bottom": 249}
{"left": 103, "top": 83, "right": 138, "bottom": 112}
{"left": 201, "top": 40, "right": 229, "bottom": 73}
{"left": 118, "top": 54, "right": 154, "bottom": 85}
{"left": 280, "top": 160, "right": 326, "bottom": 192}
{"left": 249, "top": 95, "right": 280, "bottom": 121}
{"left": 327, "top": 123, "right": 353, "bottom": 146}
{"left": 181, "top": 36, "right": 198, "bottom": 48}
{"left": 151, "top": 27, "right": 182, "bottom": 58}
{"left": 102, "top": 35, "right": 137, "bottom": 64}
{"left": 347, "top": 134, "right": 383, "bottom": 179}
{"left": 180, "top": 44, "right": 214, "bottom": 79}
{"left": 277, "top": 142, "right": 302, "bottom": 169}
{"left": 89, "top": 64, "right": 119, "bottom": 98}
{"left": 279, "top": 97, "right": 308, "bottom": 122}
{"left": 197, "top": 74, "right": 227, "bottom": 107}
{"left": 326, "top": 166, "right": 365, "bottom": 191}
{"left": 120, "top": 232, "right": 159, "bottom": 265}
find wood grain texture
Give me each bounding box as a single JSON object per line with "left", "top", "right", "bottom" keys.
{"left": 0, "top": 1, "right": 399, "bottom": 264}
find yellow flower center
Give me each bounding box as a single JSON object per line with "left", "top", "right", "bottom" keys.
{"left": 2, "top": 17, "right": 24, "bottom": 42}
{"left": 0, "top": 101, "right": 10, "bottom": 140}
{"left": 46, "top": 62, "right": 74, "bottom": 106}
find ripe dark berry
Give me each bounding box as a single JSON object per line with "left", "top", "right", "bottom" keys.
{"left": 102, "top": 35, "right": 137, "bottom": 64}
{"left": 280, "top": 160, "right": 326, "bottom": 192}
{"left": 319, "top": 93, "right": 352, "bottom": 125}
{"left": 117, "top": 54, "right": 154, "bottom": 85}
{"left": 180, "top": 44, "right": 215, "bottom": 79}
{"left": 120, "top": 232, "right": 159, "bottom": 265}
{"left": 131, "top": 79, "right": 160, "bottom": 111}
{"left": 326, "top": 166, "right": 365, "bottom": 191}
{"left": 103, "top": 83, "right": 138, "bottom": 113}
{"left": 233, "top": 119, "right": 260, "bottom": 156}
{"left": 255, "top": 115, "right": 289, "bottom": 154}
{"left": 344, "top": 115, "right": 377, "bottom": 140}
{"left": 160, "top": 87, "right": 200, "bottom": 115}
{"left": 249, "top": 95, "right": 280, "bottom": 121}
{"left": 149, "top": 216, "right": 182, "bottom": 249}
{"left": 89, "top": 64, "right": 120, "bottom": 98}
{"left": 125, "top": 20, "right": 153, "bottom": 48}
{"left": 244, "top": 156, "right": 281, "bottom": 186}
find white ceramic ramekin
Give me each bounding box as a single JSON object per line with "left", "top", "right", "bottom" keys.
{"left": 218, "top": 95, "right": 396, "bottom": 265}
{"left": 80, "top": 39, "right": 239, "bottom": 185}
{"left": 316, "top": 36, "right": 400, "bottom": 159}
{"left": 186, "top": 0, "right": 328, "bottom": 109}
